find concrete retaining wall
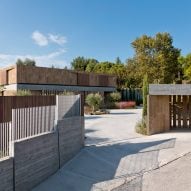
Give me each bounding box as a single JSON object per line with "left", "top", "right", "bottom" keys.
{"left": 0, "top": 157, "right": 13, "bottom": 191}
{"left": 14, "top": 132, "right": 59, "bottom": 191}
{"left": 58, "top": 116, "right": 84, "bottom": 166}
{"left": 0, "top": 116, "right": 85, "bottom": 191}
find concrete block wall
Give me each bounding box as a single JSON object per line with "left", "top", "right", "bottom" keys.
{"left": 58, "top": 116, "right": 84, "bottom": 166}
{"left": 14, "top": 132, "right": 59, "bottom": 191}
{"left": 0, "top": 157, "right": 13, "bottom": 191}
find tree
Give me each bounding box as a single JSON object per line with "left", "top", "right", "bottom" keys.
{"left": 85, "top": 59, "right": 99, "bottom": 72}
{"left": 142, "top": 74, "right": 149, "bottom": 117}
{"left": 179, "top": 54, "right": 191, "bottom": 80}
{"left": 115, "top": 57, "right": 122, "bottom": 65}
{"left": 16, "top": 58, "right": 36, "bottom": 66}
{"left": 71, "top": 56, "right": 88, "bottom": 71}
{"left": 107, "top": 92, "right": 121, "bottom": 102}
{"left": 127, "top": 32, "right": 181, "bottom": 86}
{"left": 85, "top": 93, "right": 103, "bottom": 112}
{"left": 71, "top": 57, "right": 99, "bottom": 71}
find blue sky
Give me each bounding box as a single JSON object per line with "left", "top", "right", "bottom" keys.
{"left": 0, "top": 0, "right": 191, "bottom": 68}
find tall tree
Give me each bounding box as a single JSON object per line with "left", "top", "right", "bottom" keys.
{"left": 127, "top": 32, "right": 181, "bottom": 86}
{"left": 142, "top": 74, "right": 149, "bottom": 117}
{"left": 115, "top": 57, "right": 122, "bottom": 65}
{"left": 71, "top": 56, "right": 88, "bottom": 71}
{"left": 179, "top": 54, "right": 191, "bottom": 80}
{"left": 16, "top": 58, "right": 36, "bottom": 66}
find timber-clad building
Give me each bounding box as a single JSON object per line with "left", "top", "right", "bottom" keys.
{"left": 0, "top": 64, "right": 117, "bottom": 96}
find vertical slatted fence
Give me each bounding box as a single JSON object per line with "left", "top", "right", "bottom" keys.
{"left": 0, "top": 122, "right": 11, "bottom": 158}
{"left": 170, "top": 95, "right": 191, "bottom": 129}
{"left": 12, "top": 105, "right": 55, "bottom": 140}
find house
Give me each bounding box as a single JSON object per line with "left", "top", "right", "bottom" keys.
{"left": 0, "top": 64, "right": 117, "bottom": 98}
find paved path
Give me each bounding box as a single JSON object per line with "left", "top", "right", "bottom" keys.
{"left": 33, "top": 109, "right": 191, "bottom": 191}
{"left": 142, "top": 152, "right": 191, "bottom": 191}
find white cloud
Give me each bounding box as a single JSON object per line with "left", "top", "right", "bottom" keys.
{"left": 0, "top": 49, "right": 68, "bottom": 68}
{"left": 32, "top": 31, "right": 48, "bottom": 46}
{"left": 32, "top": 31, "right": 67, "bottom": 47}
{"left": 48, "top": 34, "right": 67, "bottom": 45}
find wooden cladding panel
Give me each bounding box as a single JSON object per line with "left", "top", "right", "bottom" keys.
{"left": 0, "top": 70, "right": 7, "bottom": 85}
{"left": 15, "top": 65, "right": 117, "bottom": 87}
{"left": 108, "top": 76, "right": 117, "bottom": 87}
{"left": 99, "top": 75, "right": 108, "bottom": 87}
{"left": 0, "top": 96, "right": 56, "bottom": 122}
{"left": 148, "top": 95, "right": 170, "bottom": 135}
{"left": 77, "top": 73, "right": 90, "bottom": 86}
{"left": 89, "top": 73, "right": 99, "bottom": 86}
{"left": 7, "top": 68, "right": 17, "bottom": 84}
{"left": 17, "top": 65, "right": 77, "bottom": 85}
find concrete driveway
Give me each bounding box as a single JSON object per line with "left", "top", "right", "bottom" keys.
{"left": 33, "top": 109, "right": 191, "bottom": 191}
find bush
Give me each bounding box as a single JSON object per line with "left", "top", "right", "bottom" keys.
{"left": 115, "top": 101, "right": 136, "bottom": 109}
{"left": 135, "top": 117, "right": 147, "bottom": 135}
{"left": 107, "top": 92, "right": 121, "bottom": 102}
{"left": 16, "top": 89, "right": 32, "bottom": 96}
{"left": 86, "top": 93, "right": 103, "bottom": 112}
{"left": 59, "top": 91, "right": 74, "bottom": 95}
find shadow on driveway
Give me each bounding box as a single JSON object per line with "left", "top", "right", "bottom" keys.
{"left": 33, "top": 138, "right": 176, "bottom": 191}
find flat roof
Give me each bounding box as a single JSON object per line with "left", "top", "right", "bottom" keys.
{"left": 149, "top": 84, "right": 191, "bottom": 95}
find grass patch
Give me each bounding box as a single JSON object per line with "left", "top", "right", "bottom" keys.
{"left": 135, "top": 117, "right": 147, "bottom": 135}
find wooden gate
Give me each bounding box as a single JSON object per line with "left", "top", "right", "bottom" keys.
{"left": 170, "top": 95, "right": 191, "bottom": 129}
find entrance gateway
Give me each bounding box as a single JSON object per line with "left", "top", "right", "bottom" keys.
{"left": 147, "top": 84, "right": 191, "bottom": 135}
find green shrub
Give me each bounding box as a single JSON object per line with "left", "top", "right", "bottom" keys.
{"left": 135, "top": 117, "right": 147, "bottom": 135}
{"left": 16, "top": 89, "right": 32, "bottom": 96}
{"left": 59, "top": 91, "right": 74, "bottom": 95}
{"left": 107, "top": 92, "right": 121, "bottom": 102}
{"left": 86, "top": 93, "right": 103, "bottom": 112}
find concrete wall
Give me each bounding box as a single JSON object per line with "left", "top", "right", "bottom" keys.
{"left": 57, "top": 95, "right": 81, "bottom": 119}
{"left": 149, "top": 84, "right": 191, "bottom": 95}
{"left": 0, "top": 94, "right": 84, "bottom": 190}
{"left": 0, "top": 157, "right": 13, "bottom": 191}
{"left": 58, "top": 116, "right": 84, "bottom": 166}
{"left": 147, "top": 95, "right": 170, "bottom": 135}
{"left": 0, "top": 116, "right": 85, "bottom": 191}
{"left": 14, "top": 132, "right": 59, "bottom": 191}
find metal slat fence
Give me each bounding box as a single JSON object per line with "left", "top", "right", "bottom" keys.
{"left": 0, "top": 122, "right": 11, "bottom": 158}
{"left": 0, "top": 105, "right": 55, "bottom": 158}
{"left": 12, "top": 105, "right": 55, "bottom": 140}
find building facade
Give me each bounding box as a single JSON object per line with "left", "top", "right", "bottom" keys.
{"left": 0, "top": 64, "right": 117, "bottom": 97}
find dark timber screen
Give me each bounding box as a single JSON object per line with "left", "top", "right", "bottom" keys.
{"left": 170, "top": 95, "right": 191, "bottom": 129}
